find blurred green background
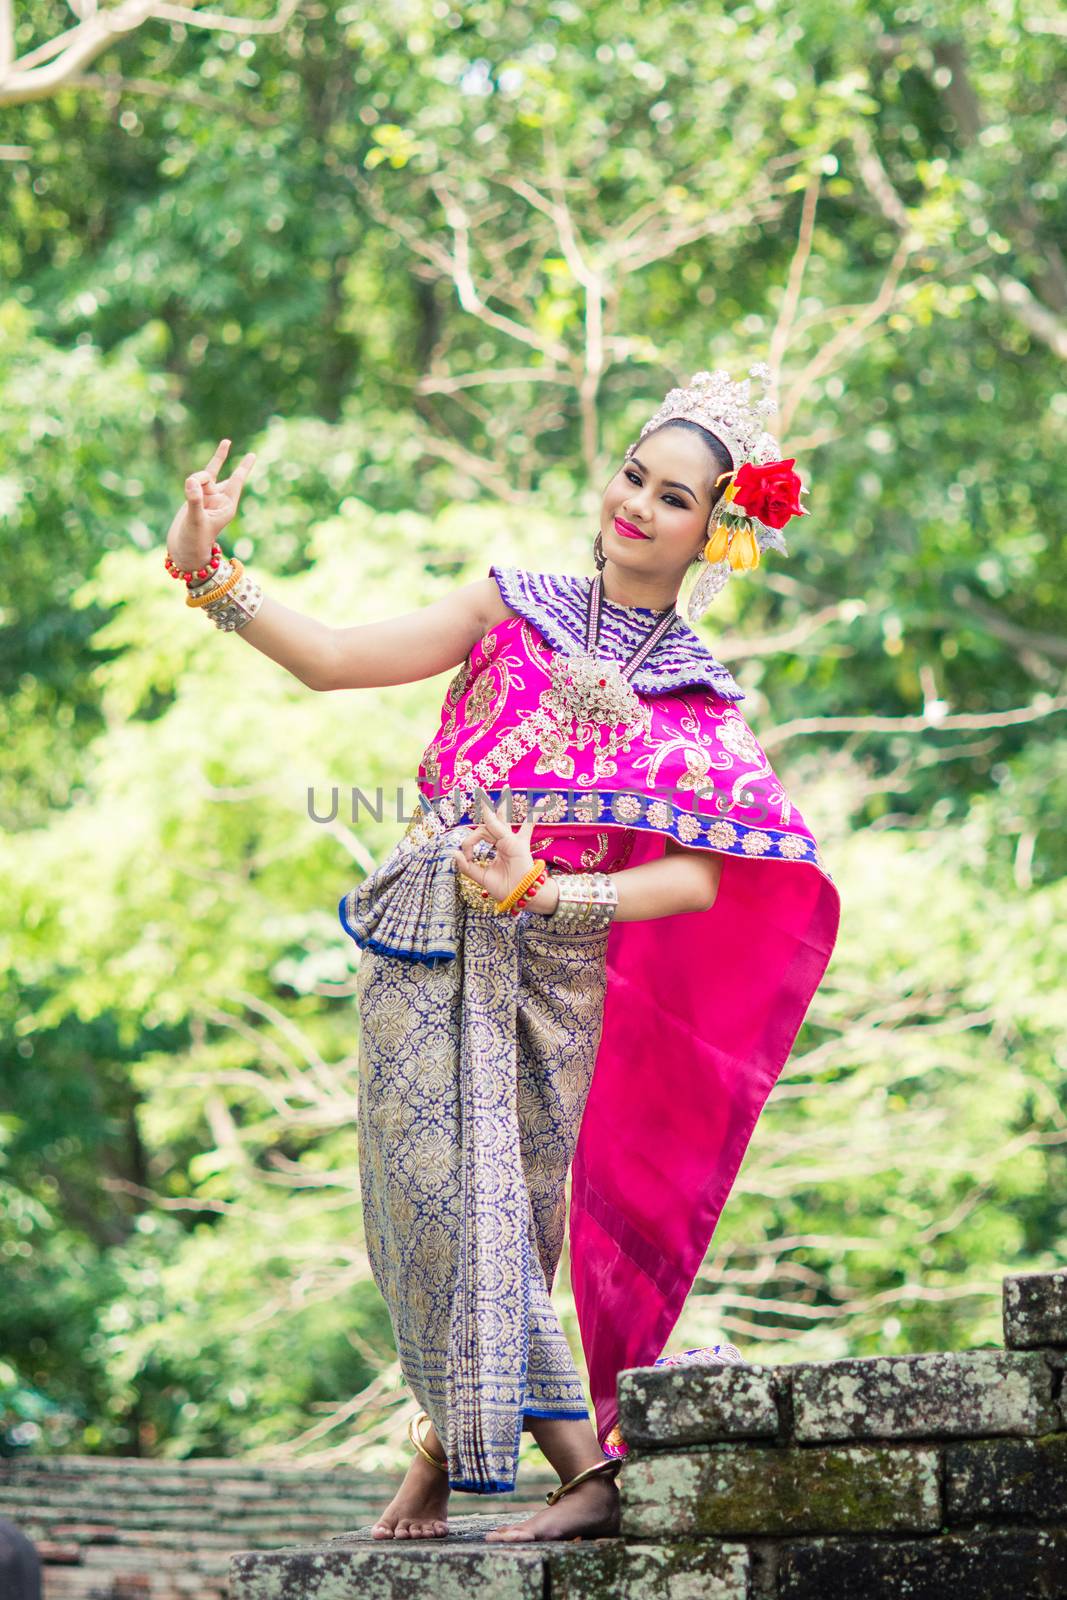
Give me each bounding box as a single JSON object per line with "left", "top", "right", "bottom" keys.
{"left": 1, "top": 0, "right": 1065, "bottom": 1470}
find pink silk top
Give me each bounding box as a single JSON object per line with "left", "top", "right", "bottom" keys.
{"left": 414, "top": 566, "right": 841, "bottom": 1450}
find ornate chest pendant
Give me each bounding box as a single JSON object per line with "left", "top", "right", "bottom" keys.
{"left": 548, "top": 572, "right": 678, "bottom": 730}
{"left": 549, "top": 650, "right": 643, "bottom": 727}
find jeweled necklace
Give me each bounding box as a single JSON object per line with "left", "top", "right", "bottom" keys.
{"left": 548, "top": 572, "right": 679, "bottom": 727}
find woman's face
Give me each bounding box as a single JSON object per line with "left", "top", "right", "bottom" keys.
{"left": 600, "top": 426, "right": 721, "bottom": 584}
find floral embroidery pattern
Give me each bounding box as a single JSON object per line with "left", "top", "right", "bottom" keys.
{"left": 706, "top": 820, "right": 739, "bottom": 850}
{"left": 677, "top": 811, "right": 703, "bottom": 844}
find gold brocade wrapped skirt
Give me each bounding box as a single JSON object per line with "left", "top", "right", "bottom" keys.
{"left": 355, "top": 843, "right": 611, "bottom": 1493}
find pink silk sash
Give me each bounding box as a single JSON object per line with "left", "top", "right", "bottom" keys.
{"left": 415, "top": 598, "right": 840, "bottom": 1449}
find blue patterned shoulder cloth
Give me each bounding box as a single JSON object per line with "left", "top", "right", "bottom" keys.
{"left": 488, "top": 565, "right": 745, "bottom": 701}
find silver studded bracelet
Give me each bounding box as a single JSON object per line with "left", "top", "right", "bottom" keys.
{"left": 187, "top": 557, "right": 265, "bottom": 632}
{"left": 548, "top": 871, "right": 618, "bottom": 932}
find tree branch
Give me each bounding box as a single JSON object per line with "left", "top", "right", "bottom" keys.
{"left": 67, "top": 67, "right": 282, "bottom": 124}
{"left": 0, "top": 0, "right": 300, "bottom": 108}
{"left": 759, "top": 691, "right": 1067, "bottom": 752}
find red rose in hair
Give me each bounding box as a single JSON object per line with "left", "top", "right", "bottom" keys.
{"left": 729, "top": 459, "right": 809, "bottom": 529}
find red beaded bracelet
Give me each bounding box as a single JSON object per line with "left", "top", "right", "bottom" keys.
{"left": 479, "top": 861, "right": 549, "bottom": 916}
{"left": 164, "top": 543, "right": 225, "bottom": 584}
{"left": 512, "top": 866, "right": 548, "bottom": 915}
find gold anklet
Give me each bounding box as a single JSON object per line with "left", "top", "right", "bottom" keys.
{"left": 407, "top": 1411, "right": 448, "bottom": 1474}
{"left": 544, "top": 1456, "right": 621, "bottom": 1504}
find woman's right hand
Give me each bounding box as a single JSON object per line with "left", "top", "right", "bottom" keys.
{"left": 165, "top": 438, "right": 257, "bottom": 577}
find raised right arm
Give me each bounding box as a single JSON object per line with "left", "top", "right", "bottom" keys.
{"left": 240, "top": 575, "right": 515, "bottom": 691}
{"left": 165, "top": 438, "right": 516, "bottom": 691}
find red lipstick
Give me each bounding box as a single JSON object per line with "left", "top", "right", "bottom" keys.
{"left": 614, "top": 516, "right": 650, "bottom": 540}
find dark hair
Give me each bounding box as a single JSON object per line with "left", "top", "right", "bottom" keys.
{"left": 634, "top": 419, "right": 735, "bottom": 563}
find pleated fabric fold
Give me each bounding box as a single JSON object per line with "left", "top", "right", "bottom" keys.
{"left": 350, "top": 816, "right": 611, "bottom": 1491}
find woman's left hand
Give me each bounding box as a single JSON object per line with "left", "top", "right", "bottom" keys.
{"left": 452, "top": 791, "right": 550, "bottom": 905}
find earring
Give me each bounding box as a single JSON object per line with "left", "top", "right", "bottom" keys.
{"left": 593, "top": 531, "right": 606, "bottom": 571}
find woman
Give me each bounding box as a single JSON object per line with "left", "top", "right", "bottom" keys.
{"left": 164, "top": 366, "right": 840, "bottom": 1544}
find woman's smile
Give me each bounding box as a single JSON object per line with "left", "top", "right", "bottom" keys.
{"left": 613, "top": 515, "right": 651, "bottom": 540}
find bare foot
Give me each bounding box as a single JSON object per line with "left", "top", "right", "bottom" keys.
{"left": 484, "top": 1474, "right": 620, "bottom": 1542}
{"left": 370, "top": 1445, "right": 450, "bottom": 1539}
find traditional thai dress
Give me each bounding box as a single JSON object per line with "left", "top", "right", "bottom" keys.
{"left": 338, "top": 566, "right": 840, "bottom": 1493}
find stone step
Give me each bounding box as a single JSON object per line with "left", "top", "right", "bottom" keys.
{"left": 228, "top": 1519, "right": 1067, "bottom": 1600}
{"left": 618, "top": 1347, "right": 1064, "bottom": 1449}
{"left": 228, "top": 1515, "right": 752, "bottom": 1600}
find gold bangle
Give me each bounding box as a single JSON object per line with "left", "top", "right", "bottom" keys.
{"left": 494, "top": 860, "right": 547, "bottom": 916}
{"left": 186, "top": 556, "right": 243, "bottom": 607}
{"left": 407, "top": 1412, "right": 448, "bottom": 1474}
{"left": 186, "top": 557, "right": 244, "bottom": 607}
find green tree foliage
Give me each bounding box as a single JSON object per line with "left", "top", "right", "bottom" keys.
{"left": 1, "top": 0, "right": 1064, "bottom": 1462}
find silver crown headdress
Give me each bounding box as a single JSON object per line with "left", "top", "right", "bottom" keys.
{"left": 628, "top": 363, "right": 797, "bottom": 623}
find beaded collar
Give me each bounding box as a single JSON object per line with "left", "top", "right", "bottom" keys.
{"left": 488, "top": 565, "right": 745, "bottom": 701}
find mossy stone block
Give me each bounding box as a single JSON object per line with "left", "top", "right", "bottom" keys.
{"left": 620, "top": 1442, "right": 940, "bottom": 1538}
{"left": 1004, "top": 1272, "right": 1067, "bottom": 1350}
{"left": 547, "top": 1538, "right": 752, "bottom": 1599}
{"left": 946, "top": 1433, "right": 1067, "bottom": 1524}
{"left": 617, "top": 1364, "right": 780, "bottom": 1447}
{"left": 778, "top": 1527, "right": 1067, "bottom": 1599}
{"left": 792, "top": 1350, "right": 1057, "bottom": 1442}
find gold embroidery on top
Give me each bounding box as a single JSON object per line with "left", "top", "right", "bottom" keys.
{"left": 426, "top": 630, "right": 790, "bottom": 838}
{"left": 447, "top": 655, "right": 474, "bottom": 707}
{"left": 529, "top": 828, "right": 636, "bottom": 875}
{"left": 432, "top": 625, "right": 529, "bottom": 785}
{"left": 465, "top": 668, "right": 502, "bottom": 728}
{"left": 426, "top": 653, "right": 476, "bottom": 758}
{"left": 579, "top": 832, "right": 611, "bottom": 868}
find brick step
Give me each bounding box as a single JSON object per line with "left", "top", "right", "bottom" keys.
{"left": 0, "top": 1468, "right": 417, "bottom": 1493}
{"left": 2, "top": 1506, "right": 390, "bottom": 1535}
{"left": 41, "top": 1541, "right": 233, "bottom": 1572}
{"left": 0, "top": 1488, "right": 389, "bottom": 1519}
{"left": 20, "top": 1516, "right": 529, "bottom": 1552}
{"left": 17, "top": 1519, "right": 373, "bottom": 1551}
{"left": 39, "top": 1570, "right": 227, "bottom": 1600}
{"left": 0, "top": 1455, "right": 374, "bottom": 1480}
{"left": 0, "top": 1462, "right": 555, "bottom": 1494}
{"left": 2, "top": 1504, "right": 390, "bottom": 1529}
{"left": 0, "top": 1454, "right": 558, "bottom": 1481}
